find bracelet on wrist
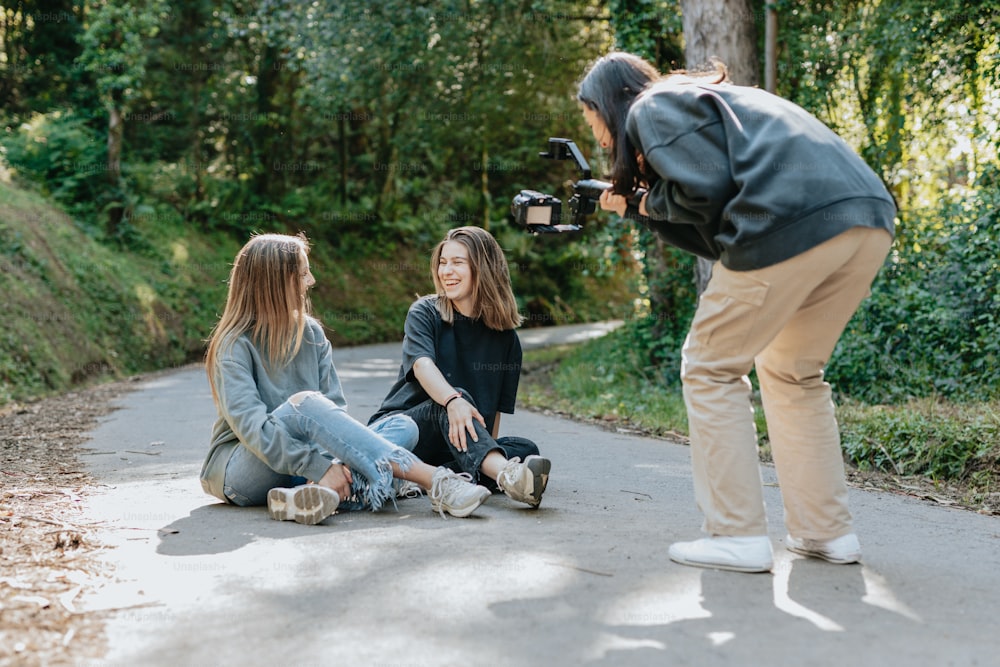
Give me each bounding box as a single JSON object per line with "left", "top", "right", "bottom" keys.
{"left": 443, "top": 392, "right": 463, "bottom": 408}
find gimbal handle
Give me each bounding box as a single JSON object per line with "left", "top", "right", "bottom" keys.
{"left": 573, "top": 179, "right": 649, "bottom": 220}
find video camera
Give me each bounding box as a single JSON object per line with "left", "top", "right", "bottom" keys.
{"left": 510, "top": 138, "right": 644, "bottom": 234}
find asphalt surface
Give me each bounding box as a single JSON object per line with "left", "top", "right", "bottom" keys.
{"left": 76, "top": 321, "right": 1000, "bottom": 667}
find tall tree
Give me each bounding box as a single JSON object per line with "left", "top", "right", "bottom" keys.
{"left": 0, "top": 0, "right": 84, "bottom": 113}
{"left": 282, "top": 0, "right": 607, "bottom": 223}
{"left": 76, "top": 0, "right": 163, "bottom": 236}
{"left": 128, "top": 0, "right": 226, "bottom": 208}
{"left": 608, "top": 1, "right": 695, "bottom": 362}
{"left": 680, "top": 0, "right": 760, "bottom": 293}
{"left": 681, "top": 0, "right": 759, "bottom": 85}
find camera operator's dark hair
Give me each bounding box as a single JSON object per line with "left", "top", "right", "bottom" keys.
{"left": 577, "top": 52, "right": 660, "bottom": 197}
{"left": 578, "top": 52, "right": 730, "bottom": 197}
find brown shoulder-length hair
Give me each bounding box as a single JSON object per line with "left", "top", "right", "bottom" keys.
{"left": 205, "top": 233, "right": 313, "bottom": 403}
{"left": 430, "top": 226, "right": 522, "bottom": 331}
{"left": 577, "top": 51, "right": 728, "bottom": 197}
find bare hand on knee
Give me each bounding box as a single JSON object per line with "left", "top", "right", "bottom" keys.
{"left": 318, "top": 463, "right": 352, "bottom": 500}
{"left": 446, "top": 397, "right": 485, "bottom": 451}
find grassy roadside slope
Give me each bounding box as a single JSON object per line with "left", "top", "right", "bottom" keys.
{"left": 0, "top": 180, "right": 435, "bottom": 406}
{"left": 0, "top": 181, "right": 231, "bottom": 404}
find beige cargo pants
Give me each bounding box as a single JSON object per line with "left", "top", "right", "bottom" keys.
{"left": 681, "top": 227, "right": 894, "bottom": 540}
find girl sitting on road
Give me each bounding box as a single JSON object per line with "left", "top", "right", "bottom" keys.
{"left": 369, "top": 226, "right": 551, "bottom": 508}
{"left": 200, "top": 233, "right": 491, "bottom": 524}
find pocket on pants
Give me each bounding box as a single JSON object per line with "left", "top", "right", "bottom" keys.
{"left": 694, "top": 272, "right": 770, "bottom": 356}
{"left": 223, "top": 484, "right": 253, "bottom": 507}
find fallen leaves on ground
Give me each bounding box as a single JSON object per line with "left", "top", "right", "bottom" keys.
{"left": 0, "top": 380, "right": 135, "bottom": 667}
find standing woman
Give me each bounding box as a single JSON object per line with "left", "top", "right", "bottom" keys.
{"left": 369, "top": 226, "right": 551, "bottom": 508}
{"left": 200, "top": 233, "right": 491, "bottom": 524}
{"left": 578, "top": 52, "right": 895, "bottom": 572}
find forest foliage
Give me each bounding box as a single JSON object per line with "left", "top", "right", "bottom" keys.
{"left": 0, "top": 0, "right": 998, "bottom": 405}
{"left": 609, "top": 0, "right": 1000, "bottom": 403}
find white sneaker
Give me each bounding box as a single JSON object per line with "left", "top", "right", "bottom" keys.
{"left": 785, "top": 533, "right": 861, "bottom": 564}
{"left": 668, "top": 536, "right": 774, "bottom": 573}
{"left": 266, "top": 485, "right": 340, "bottom": 525}
{"left": 428, "top": 467, "right": 491, "bottom": 518}
{"left": 496, "top": 455, "right": 551, "bottom": 507}
{"left": 393, "top": 479, "right": 424, "bottom": 499}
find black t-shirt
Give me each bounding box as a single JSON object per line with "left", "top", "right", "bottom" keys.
{"left": 369, "top": 296, "right": 521, "bottom": 434}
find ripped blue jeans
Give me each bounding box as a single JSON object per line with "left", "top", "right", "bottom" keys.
{"left": 223, "top": 391, "right": 418, "bottom": 511}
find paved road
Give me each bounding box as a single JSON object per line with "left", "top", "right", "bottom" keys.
{"left": 77, "top": 323, "right": 999, "bottom": 667}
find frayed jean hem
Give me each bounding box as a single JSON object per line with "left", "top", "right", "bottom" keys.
{"left": 274, "top": 391, "right": 418, "bottom": 512}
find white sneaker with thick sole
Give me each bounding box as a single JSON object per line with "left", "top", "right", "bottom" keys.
{"left": 267, "top": 485, "right": 340, "bottom": 525}
{"left": 428, "top": 467, "right": 491, "bottom": 518}
{"left": 668, "top": 536, "right": 774, "bottom": 573}
{"left": 785, "top": 533, "right": 861, "bottom": 564}
{"left": 496, "top": 455, "right": 551, "bottom": 507}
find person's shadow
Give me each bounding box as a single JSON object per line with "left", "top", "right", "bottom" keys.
{"left": 155, "top": 503, "right": 264, "bottom": 556}
{"left": 782, "top": 556, "right": 921, "bottom": 630}
{"left": 154, "top": 494, "right": 485, "bottom": 557}
{"left": 530, "top": 557, "right": 925, "bottom": 665}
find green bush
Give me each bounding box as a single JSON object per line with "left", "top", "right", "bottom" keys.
{"left": 2, "top": 110, "right": 107, "bottom": 223}
{"left": 623, "top": 232, "right": 697, "bottom": 385}
{"left": 828, "top": 196, "right": 1000, "bottom": 403}
{"left": 840, "top": 400, "right": 999, "bottom": 480}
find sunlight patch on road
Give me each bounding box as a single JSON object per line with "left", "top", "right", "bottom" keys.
{"left": 862, "top": 568, "right": 922, "bottom": 622}
{"left": 222, "top": 539, "right": 348, "bottom": 593}
{"left": 398, "top": 551, "right": 575, "bottom": 621}
{"left": 707, "top": 631, "right": 735, "bottom": 646}
{"left": 586, "top": 572, "right": 706, "bottom": 661}
{"left": 598, "top": 572, "right": 711, "bottom": 627}
{"left": 584, "top": 633, "right": 667, "bottom": 659}
{"left": 335, "top": 357, "right": 401, "bottom": 379}
{"left": 519, "top": 320, "right": 623, "bottom": 349}
{"left": 772, "top": 557, "right": 845, "bottom": 631}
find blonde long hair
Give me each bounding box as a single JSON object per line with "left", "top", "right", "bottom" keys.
{"left": 206, "top": 233, "right": 312, "bottom": 403}
{"left": 431, "top": 226, "right": 522, "bottom": 331}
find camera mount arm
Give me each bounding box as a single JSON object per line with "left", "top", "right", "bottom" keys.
{"left": 539, "top": 138, "right": 593, "bottom": 179}
{"left": 510, "top": 137, "right": 648, "bottom": 234}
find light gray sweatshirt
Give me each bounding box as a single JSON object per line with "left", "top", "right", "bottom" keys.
{"left": 199, "top": 317, "right": 343, "bottom": 501}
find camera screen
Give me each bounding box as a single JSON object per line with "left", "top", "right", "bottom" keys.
{"left": 526, "top": 206, "right": 555, "bottom": 225}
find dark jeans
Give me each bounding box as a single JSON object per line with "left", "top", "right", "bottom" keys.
{"left": 399, "top": 388, "right": 539, "bottom": 489}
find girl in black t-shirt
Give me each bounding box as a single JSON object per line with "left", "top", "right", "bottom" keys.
{"left": 370, "top": 226, "right": 551, "bottom": 507}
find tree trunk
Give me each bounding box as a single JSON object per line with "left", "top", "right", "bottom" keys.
{"left": 681, "top": 0, "right": 760, "bottom": 86}
{"left": 254, "top": 43, "right": 279, "bottom": 198}
{"left": 106, "top": 100, "right": 124, "bottom": 236}
{"left": 107, "top": 105, "right": 122, "bottom": 185}
{"left": 765, "top": 3, "right": 778, "bottom": 93}
{"left": 681, "top": 0, "right": 761, "bottom": 294}
{"left": 480, "top": 143, "right": 490, "bottom": 231}
{"left": 338, "top": 115, "right": 347, "bottom": 204}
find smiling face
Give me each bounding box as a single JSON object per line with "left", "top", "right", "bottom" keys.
{"left": 299, "top": 250, "right": 315, "bottom": 295}
{"left": 436, "top": 240, "right": 475, "bottom": 315}
{"left": 582, "top": 104, "right": 612, "bottom": 149}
